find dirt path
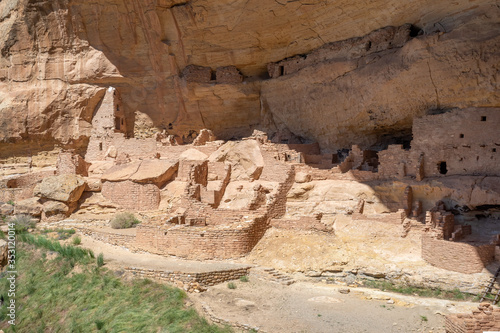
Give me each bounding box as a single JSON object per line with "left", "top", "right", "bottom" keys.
{"left": 76, "top": 234, "right": 478, "bottom": 333}
{"left": 191, "top": 276, "right": 478, "bottom": 333}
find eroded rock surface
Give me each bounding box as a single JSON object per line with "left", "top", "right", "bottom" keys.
{"left": 33, "top": 174, "right": 86, "bottom": 203}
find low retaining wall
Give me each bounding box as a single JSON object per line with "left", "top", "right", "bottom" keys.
{"left": 422, "top": 235, "right": 495, "bottom": 273}
{"left": 446, "top": 303, "right": 500, "bottom": 333}
{"left": 79, "top": 228, "right": 136, "bottom": 250}
{"left": 125, "top": 266, "right": 250, "bottom": 292}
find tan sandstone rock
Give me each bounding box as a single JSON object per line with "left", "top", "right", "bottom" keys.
{"left": 14, "top": 197, "right": 42, "bottom": 217}
{"left": 33, "top": 174, "right": 86, "bottom": 203}
{"left": 209, "top": 140, "right": 264, "bottom": 181}
{"left": 193, "top": 129, "right": 216, "bottom": 146}
{"left": 42, "top": 200, "right": 75, "bottom": 219}
{"left": 0, "top": 239, "right": 7, "bottom": 268}
{"left": 102, "top": 160, "right": 178, "bottom": 186}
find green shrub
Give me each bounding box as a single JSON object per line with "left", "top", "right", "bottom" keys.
{"left": 239, "top": 275, "right": 249, "bottom": 282}
{"left": 420, "top": 315, "right": 428, "bottom": 322}
{"left": 10, "top": 214, "right": 36, "bottom": 233}
{"left": 110, "top": 212, "right": 141, "bottom": 229}
{"left": 227, "top": 282, "right": 236, "bottom": 289}
{"left": 7, "top": 200, "right": 15, "bottom": 206}
{"left": 97, "top": 253, "right": 104, "bottom": 267}
{"left": 72, "top": 236, "right": 81, "bottom": 245}
{"left": 95, "top": 320, "right": 105, "bottom": 330}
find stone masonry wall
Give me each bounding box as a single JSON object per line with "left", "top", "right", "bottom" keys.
{"left": 422, "top": 235, "right": 495, "bottom": 274}
{"left": 125, "top": 266, "right": 250, "bottom": 292}
{"left": 79, "top": 228, "right": 136, "bottom": 249}
{"left": 446, "top": 303, "right": 500, "bottom": 333}
{"left": 101, "top": 180, "right": 160, "bottom": 211}
{"left": 412, "top": 108, "right": 500, "bottom": 177}
{"left": 268, "top": 24, "right": 413, "bottom": 78}
{"left": 135, "top": 218, "right": 268, "bottom": 259}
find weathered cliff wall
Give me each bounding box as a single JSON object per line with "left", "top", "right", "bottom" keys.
{"left": 0, "top": 0, "right": 498, "bottom": 155}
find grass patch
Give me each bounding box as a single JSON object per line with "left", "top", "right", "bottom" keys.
{"left": 18, "top": 234, "right": 94, "bottom": 264}
{"left": 110, "top": 212, "right": 141, "bottom": 229}
{"left": 72, "top": 236, "right": 81, "bottom": 246}
{"left": 0, "top": 243, "right": 232, "bottom": 333}
{"left": 363, "top": 279, "right": 479, "bottom": 302}
{"left": 239, "top": 275, "right": 249, "bottom": 282}
{"left": 97, "top": 253, "right": 104, "bottom": 267}
{"left": 9, "top": 214, "right": 36, "bottom": 233}
{"left": 227, "top": 282, "right": 236, "bottom": 289}
{"left": 420, "top": 315, "right": 428, "bottom": 322}
{"left": 41, "top": 228, "right": 76, "bottom": 240}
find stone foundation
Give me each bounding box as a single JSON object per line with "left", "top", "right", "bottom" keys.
{"left": 422, "top": 235, "right": 495, "bottom": 274}
{"left": 125, "top": 266, "right": 250, "bottom": 292}
{"left": 446, "top": 303, "right": 500, "bottom": 333}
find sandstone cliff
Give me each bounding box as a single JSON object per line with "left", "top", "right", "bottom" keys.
{"left": 0, "top": 0, "right": 499, "bottom": 156}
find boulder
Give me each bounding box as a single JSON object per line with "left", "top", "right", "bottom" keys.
{"left": 84, "top": 177, "right": 102, "bottom": 192}
{"left": 193, "top": 129, "right": 216, "bottom": 146}
{"left": 102, "top": 160, "right": 178, "bottom": 186}
{"left": 14, "top": 197, "right": 43, "bottom": 217}
{"left": 179, "top": 149, "right": 208, "bottom": 161}
{"left": 33, "top": 174, "right": 86, "bottom": 203}
{"left": 130, "top": 160, "right": 178, "bottom": 185}
{"left": 0, "top": 239, "right": 7, "bottom": 268}
{"left": 43, "top": 200, "right": 74, "bottom": 218}
{"left": 209, "top": 140, "right": 264, "bottom": 181}
{"left": 0, "top": 203, "right": 14, "bottom": 216}
{"left": 295, "top": 172, "right": 312, "bottom": 183}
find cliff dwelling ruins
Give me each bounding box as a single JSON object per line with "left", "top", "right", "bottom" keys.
{"left": 1, "top": 0, "right": 500, "bottom": 332}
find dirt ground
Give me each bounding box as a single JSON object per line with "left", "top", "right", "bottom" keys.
{"left": 189, "top": 276, "right": 481, "bottom": 333}
{"left": 70, "top": 233, "right": 482, "bottom": 333}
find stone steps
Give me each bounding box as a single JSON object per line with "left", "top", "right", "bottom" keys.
{"left": 251, "top": 267, "right": 295, "bottom": 285}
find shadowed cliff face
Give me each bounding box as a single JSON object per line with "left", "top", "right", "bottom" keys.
{"left": 0, "top": 0, "right": 499, "bottom": 152}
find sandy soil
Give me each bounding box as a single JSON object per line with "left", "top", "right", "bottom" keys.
{"left": 190, "top": 275, "right": 479, "bottom": 333}
{"left": 72, "top": 233, "right": 481, "bottom": 333}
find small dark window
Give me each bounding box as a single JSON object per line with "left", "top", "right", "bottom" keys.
{"left": 459, "top": 134, "right": 464, "bottom": 138}
{"left": 493, "top": 148, "right": 497, "bottom": 153}
{"left": 279, "top": 66, "right": 284, "bottom": 76}
{"left": 116, "top": 105, "right": 120, "bottom": 111}
{"left": 481, "top": 116, "right": 486, "bottom": 121}
{"left": 121, "top": 119, "right": 124, "bottom": 125}
{"left": 99, "top": 142, "right": 103, "bottom": 151}
{"left": 168, "top": 123, "right": 173, "bottom": 130}
{"left": 438, "top": 161, "right": 447, "bottom": 175}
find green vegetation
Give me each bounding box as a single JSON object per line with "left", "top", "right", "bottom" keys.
{"left": 110, "top": 212, "right": 141, "bottom": 229}
{"left": 363, "top": 280, "right": 479, "bottom": 302}
{"left": 97, "top": 253, "right": 104, "bottom": 267}
{"left": 0, "top": 236, "right": 232, "bottom": 333}
{"left": 41, "top": 228, "right": 76, "bottom": 240}
{"left": 420, "top": 315, "right": 428, "bottom": 322}
{"left": 7, "top": 200, "right": 15, "bottom": 206}
{"left": 9, "top": 214, "right": 36, "bottom": 233}
{"left": 72, "top": 236, "right": 82, "bottom": 246}
{"left": 18, "top": 234, "right": 94, "bottom": 263}
{"left": 239, "top": 275, "right": 249, "bottom": 283}
{"left": 227, "top": 282, "right": 236, "bottom": 289}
